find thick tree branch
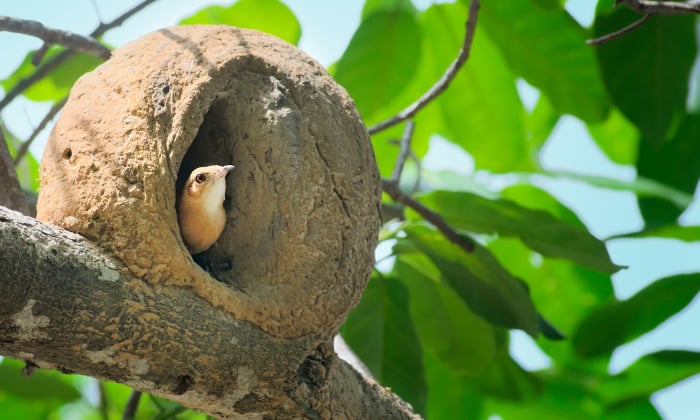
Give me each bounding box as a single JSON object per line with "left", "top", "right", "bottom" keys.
{"left": 0, "top": 127, "right": 30, "bottom": 215}
{"left": 367, "top": 0, "right": 480, "bottom": 135}
{"left": 0, "top": 0, "right": 157, "bottom": 112}
{"left": 0, "top": 206, "right": 417, "bottom": 419}
{"left": 0, "top": 16, "right": 111, "bottom": 60}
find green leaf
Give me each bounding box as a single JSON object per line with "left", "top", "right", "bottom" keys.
{"left": 599, "top": 351, "right": 700, "bottom": 404}
{"left": 341, "top": 273, "right": 427, "bottom": 415}
{"left": 1, "top": 48, "right": 101, "bottom": 102}
{"left": 586, "top": 108, "right": 639, "bottom": 166}
{"left": 501, "top": 184, "right": 585, "bottom": 229}
{"left": 480, "top": 0, "right": 608, "bottom": 122}
{"left": 0, "top": 358, "right": 81, "bottom": 402}
{"left": 602, "top": 398, "right": 662, "bottom": 420}
{"left": 487, "top": 238, "right": 614, "bottom": 361}
{"left": 401, "top": 224, "right": 541, "bottom": 336}
{"left": 415, "top": 190, "right": 620, "bottom": 273}
{"left": 361, "top": 0, "right": 417, "bottom": 19}
{"left": 419, "top": 4, "right": 529, "bottom": 171}
{"left": 179, "top": 0, "right": 301, "bottom": 45}
{"left": 612, "top": 224, "right": 700, "bottom": 242}
{"left": 573, "top": 274, "right": 700, "bottom": 358}
{"left": 334, "top": 7, "right": 421, "bottom": 120}
{"left": 395, "top": 256, "right": 496, "bottom": 375}
{"left": 424, "top": 350, "right": 483, "bottom": 419}
{"left": 533, "top": 171, "right": 693, "bottom": 210}
{"left": 2, "top": 126, "right": 40, "bottom": 192}
{"left": 636, "top": 115, "right": 700, "bottom": 227}
{"left": 526, "top": 95, "right": 561, "bottom": 156}
{"left": 593, "top": 9, "right": 696, "bottom": 142}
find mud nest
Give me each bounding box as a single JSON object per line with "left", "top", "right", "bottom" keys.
{"left": 36, "top": 25, "right": 381, "bottom": 337}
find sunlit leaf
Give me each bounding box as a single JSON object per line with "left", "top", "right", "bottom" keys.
{"left": 180, "top": 0, "right": 301, "bottom": 45}
{"left": 479, "top": 0, "right": 608, "bottom": 122}
{"left": 586, "top": 108, "right": 639, "bottom": 166}
{"left": 1, "top": 48, "right": 102, "bottom": 102}
{"left": 401, "top": 224, "right": 541, "bottom": 336}
{"left": 334, "top": 6, "right": 421, "bottom": 120}
{"left": 2, "top": 126, "right": 40, "bottom": 192}
{"left": 573, "top": 274, "right": 700, "bottom": 358}
{"left": 594, "top": 9, "right": 695, "bottom": 142}
{"left": 415, "top": 190, "right": 620, "bottom": 273}
{"left": 599, "top": 351, "right": 700, "bottom": 404}
{"left": 419, "top": 4, "right": 528, "bottom": 171}
{"left": 341, "top": 273, "right": 427, "bottom": 415}
{"left": 361, "top": 0, "right": 417, "bottom": 19}
{"left": 0, "top": 358, "right": 81, "bottom": 402}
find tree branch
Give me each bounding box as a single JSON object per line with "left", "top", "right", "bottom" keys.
{"left": 0, "top": 16, "right": 111, "bottom": 60}
{"left": 367, "top": 0, "right": 481, "bottom": 135}
{"left": 0, "top": 0, "right": 157, "bottom": 112}
{"left": 620, "top": 0, "right": 700, "bottom": 15}
{"left": 589, "top": 0, "right": 700, "bottom": 44}
{"left": 382, "top": 121, "right": 475, "bottom": 253}
{"left": 0, "top": 206, "right": 418, "bottom": 419}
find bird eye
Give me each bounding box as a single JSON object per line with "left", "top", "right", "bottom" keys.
{"left": 194, "top": 173, "right": 207, "bottom": 183}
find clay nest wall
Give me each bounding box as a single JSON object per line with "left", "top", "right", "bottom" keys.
{"left": 36, "top": 25, "right": 381, "bottom": 338}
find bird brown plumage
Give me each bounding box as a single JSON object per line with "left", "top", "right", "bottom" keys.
{"left": 177, "top": 164, "right": 234, "bottom": 254}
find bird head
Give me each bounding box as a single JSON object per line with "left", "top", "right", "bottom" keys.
{"left": 183, "top": 164, "right": 235, "bottom": 209}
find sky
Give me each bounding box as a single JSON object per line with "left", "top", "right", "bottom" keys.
{"left": 1, "top": 1, "right": 699, "bottom": 419}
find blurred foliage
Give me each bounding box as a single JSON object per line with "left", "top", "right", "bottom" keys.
{"left": 2, "top": 0, "right": 700, "bottom": 419}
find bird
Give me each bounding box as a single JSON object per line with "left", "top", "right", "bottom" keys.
{"left": 177, "top": 164, "right": 235, "bottom": 255}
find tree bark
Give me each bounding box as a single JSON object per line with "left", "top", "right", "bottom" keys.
{"left": 0, "top": 206, "right": 417, "bottom": 419}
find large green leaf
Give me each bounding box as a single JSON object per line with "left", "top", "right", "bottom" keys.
{"left": 636, "top": 115, "right": 700, "bottom": 227}
{"left": 341, "top": 273, "right": 427, "bottom": 415}
{"left": 599, "top": 351, "right": 700, "bottom": 404}
{"left": 415, "top": 190, "right": 620, "bottom": 273}
{"left": 334, "top": 4, "right": 421, "bottom": 120}
{"left": 0, "top": 358, "right": 81, "bottom": 402}
{"left": 419, "top": 4, "right": 529, "bottom": 171}
{"left": 179, "top": 0, "right": 301, "bottom": 45}
{"left": 488, "top": 238, "right": 614, "bottom": 365}
{"left": 573, "top": 274, "right": 700, "bottom": 358}
{"left": 400, "top": 224, "right": 541, "bottom": 336}
{"left": 395, "top": 256, "right": 496, "bottom": 375}
{"left": 361, "top": 0, "right": 417, "bottom": 19}
{"left": 479, "top": 0, "right": 608, "bottom": 122}
{"left": 1, "top": 48, "right": 102, "bottom": 102}
{"left": 593, "top": 9, "right": 696, "bottom": 142}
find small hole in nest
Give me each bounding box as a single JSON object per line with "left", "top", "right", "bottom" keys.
{"left": 62, "top": 148, "right": 72, "bottom": 159}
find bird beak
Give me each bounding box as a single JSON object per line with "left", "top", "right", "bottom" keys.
{"left": 215, "top": 165, "right": 235, "bottom": 179}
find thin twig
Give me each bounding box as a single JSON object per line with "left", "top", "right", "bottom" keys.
{"left": 122, "top": 390, "right": 142, "bottom": 420}
{"left": 382, "top": 121, "right": 474, "bottom": 253}
{"left": 620, "top": 0, "right": 700, "bottom": 15}
{"left": 383, "top": 180, "right": 475, "bottom": 252}
{"left": 14, "top": 96, "right": 67, "bottom": 164}
{"left": 0, "top": 0, "right": 157, "bottom": 112}
{"left": 367, "top": 0, "right": 480, "bottom": 135}
{"left": 0, "top": 16, "right": 111, "bottom": 60}
{"left": 587, "top": 14, "right": 651, "bottom": 45}
{"left": 390, "top": 121, "right": 415, "bottom": 182}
